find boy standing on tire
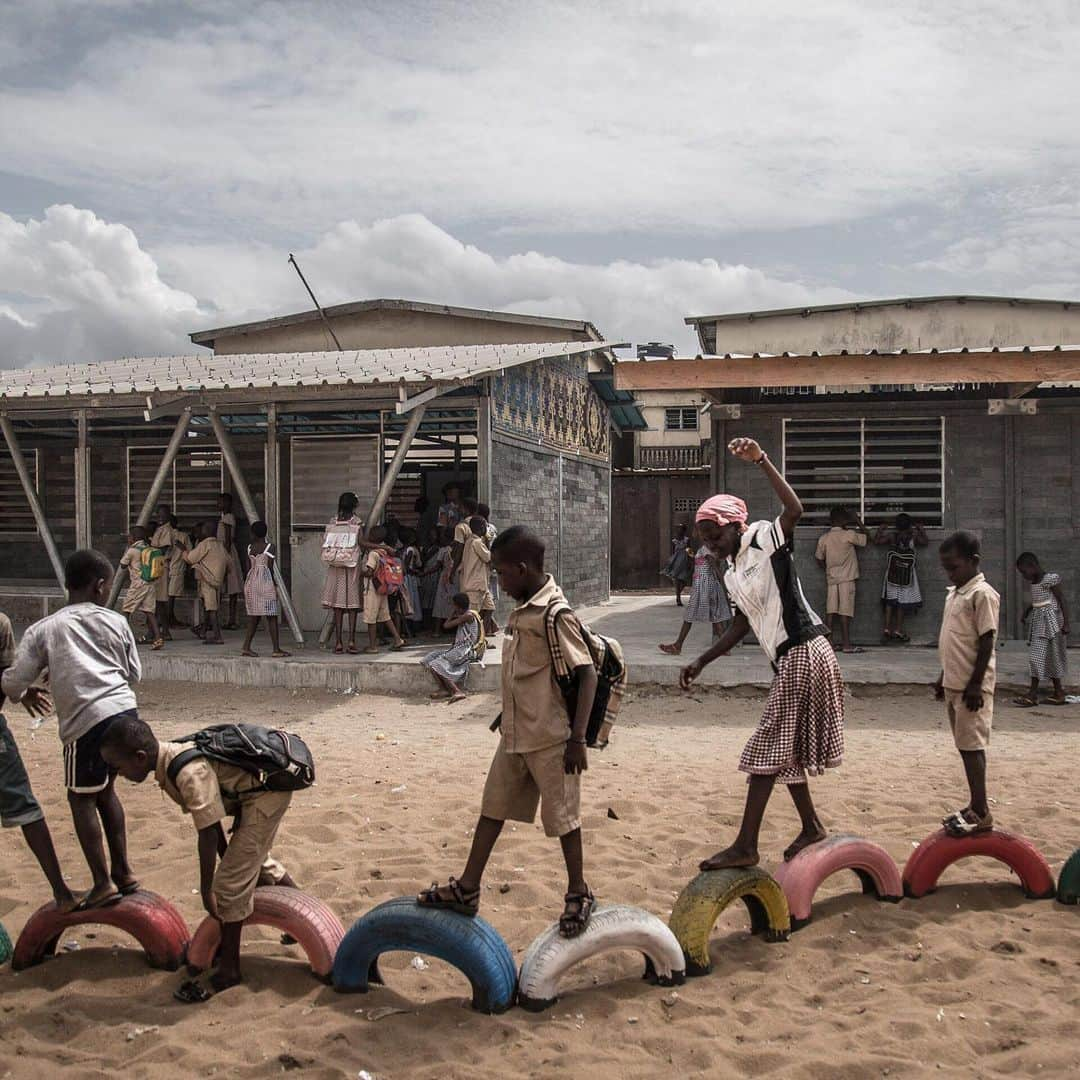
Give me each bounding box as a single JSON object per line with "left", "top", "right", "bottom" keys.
{"left": 100, "top": 713, "right": 297, "bottom": 1001}
{"left": 418, "top": 525, "right": 600, "bottom": 937}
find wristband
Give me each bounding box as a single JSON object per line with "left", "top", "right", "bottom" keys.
{"left": 755, "top": 452, "right": 768, "bottom": 465}
{"left": 568, "top": 738, "right": 587, "bottom": 745}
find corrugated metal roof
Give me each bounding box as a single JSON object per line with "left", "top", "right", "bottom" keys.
{"left": 0, "top": 341, "right": 608, "bottom": 400}
{"left": 659, "top": 343, "right": 1080, "bottom": 360}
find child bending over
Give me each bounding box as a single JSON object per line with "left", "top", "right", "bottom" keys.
{"left": 934, "top": 531, "right": 1000, "bottom": 837}
{"left": 2, "top": 550, "right": 140, "bottom": 909}
{"left": 1014, "top": 551, "right": 1069, "bottom": 707}
{"left": 418, "top": 526, "right": 600, "bottom": 936}
{"left": 420, "top": 592, "right": 485, "bottom": 704}
{"left": 101, "top": 713, "right": 298, "bottom": 1002}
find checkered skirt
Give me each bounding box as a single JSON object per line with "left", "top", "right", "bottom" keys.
{"left": 739, "top": 635, "right": 845, "bottom": 784}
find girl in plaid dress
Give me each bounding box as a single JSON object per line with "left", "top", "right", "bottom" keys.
{"left": 241, "top": 522, "right": 289, "bottom": 658}
{"left": 680, "top": 437, "right": 845, "bottom": 871}
{"left": 659, "top": 537, "right": 731, "bottom": 655}
{"left": 1014, "top": 552, "right": 1069, "bottom": 706}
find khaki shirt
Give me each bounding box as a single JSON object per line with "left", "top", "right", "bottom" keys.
{"left": 150, "top": 523, "right": 175, "bottom": 550}
{"left": 460, "top": 536, "right": 491, "bottom": 593}
{"left": 814, "top": 527, "right": 867, "bottom": 583}
{"left": 0, "top": 611, "right": 15, "bottom": 669}
{"left": 939, "top": 572, "right": 1000, "bottom": 692}
{"left": 500, "top": 575, "right": 592, "bottom": 753}
{"left": 155, "top": 740, "right": 271, "bottom": 831}
{"left": 185, "top": 537, "right": 229, "bottom": 588}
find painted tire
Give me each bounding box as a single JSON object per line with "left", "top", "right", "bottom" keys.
{"left": 517, "top": 903, "right": 685, "bottom": 1012}
{"left": 668, "top": 867, "right": 790, "bottom": 976}
{"left": 903, "top": 828, "right": 1057, "bottom": 900}
{"left": 0, "top": 921, "right": 11, "bottom": 967}
{"left": 1056, "top": 847, "right": 1080, "bottom": 905}
{"left": 186, "top": 886, "right": 345, "bottom": 981}
{"left": 12, "top": 889, "right": 189, "bottom": 972}
{"left": 332, "top": 897, "right": 517, "bottom": 1014}
{"left": 772, "top": 834, "right": 903, "bottom": 929}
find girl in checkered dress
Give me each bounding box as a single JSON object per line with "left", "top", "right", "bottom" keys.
{"left": 659, "top": 538, "right": 732, "bottom": 655}
{"left": 1014, "top": 552, "right": 1069, "bottom": 706}
{"left": 679, "top": 437, "right": 845, "bottom": 871}
{"left": 241, "top": 521, "right": 290, "bottom": 658}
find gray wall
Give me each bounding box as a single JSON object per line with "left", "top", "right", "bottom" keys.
{"left": 490, "top": 434, "right": 610, "bottom": 607}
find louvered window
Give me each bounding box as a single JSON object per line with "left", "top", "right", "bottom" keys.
{"left": 664, "top": 407, "right": 699, "bottom": 431}
{"left": 127, "top": 446, "right": 223, "bottom": 528}
{"left": 290, "top": 436, "right": 380, "bottom": 528}
{"left": 782, "top": 417, "right": 943, "bottom": 527}
{"left": 0, "top": 448, "right": 39, "bottom": 539}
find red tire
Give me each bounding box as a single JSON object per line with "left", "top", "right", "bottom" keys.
{"left": 772, "top": 834, "right": 903, "bottom": 928}
{"left": 186, "top": 886, "right": 345, "bottom": 981}
{"left": 12, "top": 889, "right": 190, "bottom": 972}
{"left": 903, "top": 827, "right": 1057, "bottom": 900}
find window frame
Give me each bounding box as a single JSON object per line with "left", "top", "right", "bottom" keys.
{"left": 0, "top": 447, "right": 41, "bottom": 540}
{"left": 126, "top": 444, "right": 225, "bottom": 529}
{"left": 664, "top": 405, "right": 700, "bottom": 432}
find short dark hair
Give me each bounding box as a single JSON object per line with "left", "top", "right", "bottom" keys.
{"left": 1016, "top": 551, "right": 1039, "bottom": 568}
{"left": 491, "top": 525, "right": 545, "bottom": 571}
{"left": 65, "top": 549, "right": 114, "bottom": 591}
{"left": 131, "top": 524, "right": 149, "bottom": 542}
{"left": 940, "top": 530, "right": 981, "bottom": 560}
{"left": 462, "top": 497, "right": 478, "bottom": 516}
{"left": 469, "top": 515, "right": 486, "bottom": 536}
{"left": 251, "top": 520, "right": 268, "bottom": 538}
{"left": 452, "top": 592, "right": 470, "bottom": 610}
{"left": 895, "top": 513, "right": 913, "bottom": 532}
{"left": 100, "top": 712, "right": 157, "bottom": 756}
{"left": 829, "top": 507, "right": 848, "bottom": 525}
{"left": 369, "top": 525, "right": 387, "bottom": 543}
{"left": 477, "top": 502, "right": 490, "bottom": 519}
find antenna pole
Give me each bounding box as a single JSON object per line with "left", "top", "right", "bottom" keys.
{"left": 287, "top": 253, "right": 344, "bottom": 352}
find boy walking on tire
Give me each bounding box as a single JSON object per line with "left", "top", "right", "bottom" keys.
{"left": 417, "top": 525, "right": 600, "bottom": 937}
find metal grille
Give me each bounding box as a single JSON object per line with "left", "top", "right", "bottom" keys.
{"left": 0, "top": 447, "right": 39, "bottom": 538}
{"left": 672, "top": 497, "right": 700, "bottom": 513}
{"left": 664, "top": 406, "right": 699, "bottom": 431}
{"left": 782, "top": 417, "right": 944, "bottom": 527}
{"left": 126, "top": 446, "right": 223, "bottom": 529}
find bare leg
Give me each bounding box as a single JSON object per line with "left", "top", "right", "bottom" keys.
{"left": 699, "top": 773, "right": 777, "bottom": 870}
{"left": 98, "top": 778, "right": 137, "bottom": 892}
{"left": 783, "top": 782, "right": 827, "bottom": 859}
{"left": 211, "top": 921, "right": 244, "bottom": 990}
{"left": 959, "top": 749, "right": 988, "bottom": 818}
{"left": 347, "top": 610, "right": 359, "bottom": 649}
{"left": 147, "top": 611, "right": 161, "bottom": 642}
{"left": 241, "top": 616, "right": 260, "bottom": 655}
{"left": 268, "top": 616, "right": 288, "bottom": 656}
{"left": 660, "top": 621, "right": 693, "bottom": 655}
{"left": 382, "top": 618, "right": 404, "bottom": 647}
{"left": 366, "top": 622, "right": 379, "bottom": 651}
{"left": 1051, "top": 678, "right": 1064, "bottom": 702}
{"left": 68, "top": 791, "right": 116, "bottom": 904}
{"left": 839, "top": 615, "right": 851, "bottom": 650}
{"left": 458, "top": 815, "right": 504, "bottom": 891}
{"left": 429, "top": 670, "right": 454, "bottom": 697}
{"left": 559, "top": 828, "right": 588, "bottom": 896}
{"left": 207, "top": 609, "right": 223, "bottom": 643}
{"left": 333, "top": 608, "right": 344, "bottom": 651}
{"left": 21, "top": 819, "right": 78, "bottom": 910}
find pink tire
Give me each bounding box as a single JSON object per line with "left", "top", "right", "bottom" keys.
{"left": 186, "top": 886, "right": 345, "bottom": 981}
{"left": 903, "top": 828, "right": 1057, "bottom": 900}
{"left": 772, "top": 834, "right": 902, "bottom": 929}
{"left": 12, "top": 889, "right": 190, "bottom": 972}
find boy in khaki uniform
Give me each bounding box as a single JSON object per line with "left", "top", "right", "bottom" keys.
{"left": 362, "top": 526, "right": 405, "bottom": 653}
{"left": 814, "top": 507, "right": 868, "bottom": 653}
{"left": 119, "top": 526, "right": 164, "bottom": 649}
{"left": 184, "top": 522, "right": 229, "bottom": 645}
{"left": 460, "top": 516, "right": 494, "bottom": 617}
{"left": 151, "top": 503, "right": 180, "bottom": 637}
{"left": 933, "top": 531, "right": 1000, "bottom": 837}
{"left": 418, "top": 525, "right": 600, "bottom": 937}
{"left": 101, "top": 712, "right": 296, "bottom": 1000}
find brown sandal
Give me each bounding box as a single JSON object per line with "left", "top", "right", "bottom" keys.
{"left": 559, "top": 889, "right": 596, "bottom": 938}
{"left": 417, "top": 877, "right": 480, "bottom": 916}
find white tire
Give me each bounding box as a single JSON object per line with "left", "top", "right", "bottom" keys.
{"left": 517, "top": 903, "right": 686, "bottom": 1011}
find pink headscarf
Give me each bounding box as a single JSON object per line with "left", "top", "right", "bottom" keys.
{"left": 695, "top": 494, "right": 748, "bottom": 530}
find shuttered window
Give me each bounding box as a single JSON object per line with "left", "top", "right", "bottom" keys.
{"left": 782, "top": 417, "right": 944, "bottom": 527}
{"left": 664, "top": 406, "right": 699, "bottom": 431}
{"left": 0, "top": 448, "right": 40, "bottom": 539}
{"left": 127, "top": 446, "right": 223, "bottom": 529}
{"left": 290, "top": 436, "right": 380, "bottom": 528}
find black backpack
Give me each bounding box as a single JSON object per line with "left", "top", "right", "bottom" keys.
{"left": 167, "top": 723, "right": 315, "bottom": 794}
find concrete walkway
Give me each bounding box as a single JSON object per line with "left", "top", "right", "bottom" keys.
{"left": 133, "top": 593, "right": 1050, "bottom": 694}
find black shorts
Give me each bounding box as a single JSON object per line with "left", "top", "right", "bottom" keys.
{"left": 63, "top": 709, "right": 136, "bottom": 794}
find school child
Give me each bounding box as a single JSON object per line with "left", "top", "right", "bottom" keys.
{"left": 418, "top": 525, "right": 600, "bottom": 936}
{"left": 400, "top": 528, "right": 425, "bottom": 639}
{"left": 934, "top": 531, "right": 1000, "bottom": 837}
{"left": 815, "top": 506, "right": 869, "bottom": 653}
{"left": 418, "top": 528, "right": 443, "bottom": 630}
{"left": 460, "top": 515, "right": 496, "bottom": 635}
{"left": 420, "top": 592, "right": 486, "bottom": 704}
{"left": 661, "top": 523, "right": 693, "bottom": 606}
{"left": 185, "top": 521, "right": 229, "bottom": 645}
{"left": 217, "top": 493, "right": 245, "bottom": 631}
{"left": 1014, "top": 551, "right": 1069, "bottom": 707}
{"left": 875, "top": 513, "right": 928, "bottom": 643}
{"left": 119, "top": 525, "right": 164, "bottom": 650}
{"left": 99, "top": 713, "right": 301, "bottom": 1001}
{"left": 151, "top": 503, "right": 180, "bottom": 639}
{"left": 1, "top": 610, "right": 80, "bottom": 912}
{"left": 166, "top": 513, "right": 191, "bottom": 629}
{"left": 431, "top": 527, "right": 457, "bottom": 626}
{"left": 322, "top": 492, "right": 365, "bottom": 654}
{"left": 659, "top": 531, "right": 731, "bottom": 656}
{"left": 2, "top": 549, "right": 140, "bottom": 909}
{"left": 241, "top": 522, "right": 290, "bottom": 659}
{"left": 362, "top": 526, "right": 406, "bottom": 654}
{"left": 679, "top": 438, "right": 844, "bottom": 869}
{"left": 476, "top": 501, "right": 501, "bottom": 624}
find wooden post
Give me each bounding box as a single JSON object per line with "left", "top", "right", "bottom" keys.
{"left": 476, "top": 393, "right": 491, "bottom": 506}
{"left": 265, "top": 404, "right": 280, "bottom": 555}
{"left": 364, "top": 404, "right": 427, "bottom": 534}
{"left": 208, "top": 410, "right": 305, "bottom": 647}
{"left": 0, "top": 414, "right": 66, "bottom": 591}
{"left": 75, "top": 409, "right": 91, "bottom": 549}
{"left": 107, "top": 407, "right": 192, "bottom": 610}
{"left": 1003, "top": 415, "right": 1020, "bottom": 640}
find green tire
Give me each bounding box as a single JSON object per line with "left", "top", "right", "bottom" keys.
{"left": 1057, "top": 847, "right": 1080, "bottom": 905}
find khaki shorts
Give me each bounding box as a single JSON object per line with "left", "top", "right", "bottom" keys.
{"left": 363, "top": 583, "right": 391, "bottom": 624}
{"left": 945, "top": 689, "right": 993, "bottom": 751}
{"left": 122, "top": 579, "right": 157, "bottom": 615}
{"left": 826, "top": 580, "right": 856, "bottom": 618}
{"left": 213, "top": 790, "right": 291, "bottom": 923}
{"left": 480, "top": 740, "right": 581, "bottom": 838}
{"left": 467, "top": 588, "right": 495, "bottom": 614}
{"left": 154, "top": 571, "right": 169, "bottom": 603}
{"left": 199, "top": 581, "right": 221, "bottom": 612}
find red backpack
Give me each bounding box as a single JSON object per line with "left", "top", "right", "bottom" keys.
{"left": 373, "top": 554, "right": 405, "bottom": 596}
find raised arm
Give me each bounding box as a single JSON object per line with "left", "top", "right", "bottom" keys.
{"left": 728, "top": 437, "right": 802, "bottom": 540}
{"left": 912, "top": 522, "right": 929, "bottom": 547}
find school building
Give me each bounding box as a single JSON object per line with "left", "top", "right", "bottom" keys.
{"left": 616, "top": 295, "right": 1080, "bottom": 643}
{"left": 0, "top": 299, "right": 641, "bottom": 639}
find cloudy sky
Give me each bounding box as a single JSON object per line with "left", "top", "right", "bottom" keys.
{"left": 2, "top": 0, "right": 1079, "bottom": 366}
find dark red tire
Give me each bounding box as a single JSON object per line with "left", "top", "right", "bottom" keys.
{"left": 12, "top": 889, "right": 190, "bottom": 972}
{"left": 186, "top": 886, "right": 345, "bottom": 981}
{"left": 902, "top": 828, "right": 1057, "bottom": 900}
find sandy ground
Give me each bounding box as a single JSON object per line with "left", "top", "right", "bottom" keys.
{"left": 0, "top": 681, "right": 1078, "bottom": 1079}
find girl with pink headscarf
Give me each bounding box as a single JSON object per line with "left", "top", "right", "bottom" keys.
{"left": 680, "top": 437, "right": 845, "bottom": 871}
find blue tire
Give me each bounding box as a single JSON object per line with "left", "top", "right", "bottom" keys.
{"left": 0, "top": 921, "right": 11, "bottom": 967}
{"left": 332, "top": 897, "right": 517, "bottom": 1014}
